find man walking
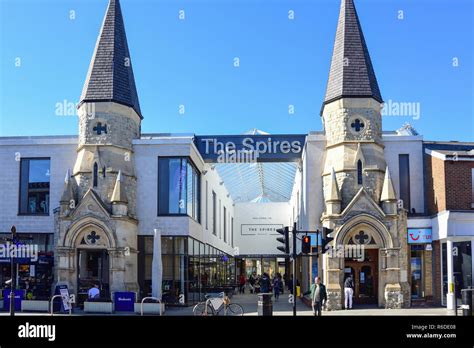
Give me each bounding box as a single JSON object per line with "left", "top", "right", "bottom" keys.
{"left": 307, "top": 277, "right": 327, "bottom": 316}
{"left": 344, "top": 274, "right": 354, "bottom": 309}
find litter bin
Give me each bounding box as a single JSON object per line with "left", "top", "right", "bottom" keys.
{"left": 257, "top": 293, "right": 273, "bottom": 316}
{"left": 461, "top": 288, "right": 473, "bottom": 316}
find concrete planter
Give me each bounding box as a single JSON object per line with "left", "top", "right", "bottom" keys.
{"left": 134, "top": 302, "right": 165, "bottom": 315}
{"left": 84, "top": 301, "right": 114, "bottom": 314}
{"left": 21, "top": 300, "right": 49, "bottom": 312}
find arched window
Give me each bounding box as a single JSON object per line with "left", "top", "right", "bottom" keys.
{"left": 357, "top": 160, "right": 363, "bottom": 185}
{"left": 93, "top": 162, "right": 98, "bottom": 187}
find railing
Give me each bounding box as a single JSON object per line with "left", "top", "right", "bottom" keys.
{"left": 140, "top": 297, "right": 162, "bottom": 316}
{"left": 50, "top": 295, "right": 72, "bottom": 316}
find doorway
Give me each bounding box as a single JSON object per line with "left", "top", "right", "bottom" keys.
{"left": 344, "top": 249, "right": 378, "bottom": 305}
{"left": 77, "top": 249, "right": 110, "bottom": 304}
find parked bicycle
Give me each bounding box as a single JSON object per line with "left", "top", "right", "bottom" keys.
{"left": 193, "top": 292, "right": 244, "bottom": 316}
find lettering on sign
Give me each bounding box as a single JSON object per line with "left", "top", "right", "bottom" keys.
{"left": 241, "top": 224, "right": 283, "bottom": 236}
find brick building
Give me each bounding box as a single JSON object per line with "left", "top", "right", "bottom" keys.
{"left": 423, "top": 143, "right": 474, "bottom": 308}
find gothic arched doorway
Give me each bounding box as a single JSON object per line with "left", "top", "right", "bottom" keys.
{"left": 335, "top": 216, "right": 393, "bottom": 308}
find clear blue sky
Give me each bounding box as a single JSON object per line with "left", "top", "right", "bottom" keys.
{"left": 0, "top": 0, "right": 472, "bottom": 141}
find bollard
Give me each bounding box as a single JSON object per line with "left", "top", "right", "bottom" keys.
{"left": 461, "top": 288, "right": 473, "bottom": 316}
{"left": 257, "top": 293, "right": 273, "bottom": 316}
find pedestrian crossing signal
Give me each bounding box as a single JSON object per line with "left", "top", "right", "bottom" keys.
{"left": 302, "top": 235, "right": 311, "bottom": 254}
{"left": 276, "top": 227, "right": 289, "bottom": 254}
{"left": 321, "top": 227, "right": 334, "bottom": 254}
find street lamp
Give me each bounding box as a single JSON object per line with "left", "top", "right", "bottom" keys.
{"left": 9, "top": 225, "right": 17, "bottom": 317}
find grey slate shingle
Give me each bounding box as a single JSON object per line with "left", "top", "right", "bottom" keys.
{"left": 79, "top": 0, "right": 142, "bottom": 119}
{"left": 323, "top": 0, "right": 383, "bottom": 108}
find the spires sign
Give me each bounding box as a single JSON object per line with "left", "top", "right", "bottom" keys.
{"left": 194, "top": 134, "right": 306, "bottom": 163}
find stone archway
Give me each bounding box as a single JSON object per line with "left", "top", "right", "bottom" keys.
{"left": 55, "top": 217, "right": 119, "bottom": 298}
{"left": 325, "top": 214, "right": 401, "bottom": 309}
{"left": 339, "top": 223, "right": 385, "bottom": 307}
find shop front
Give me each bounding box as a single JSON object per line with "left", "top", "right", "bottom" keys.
{"left": 0, "top": 233, "right": 54, "bottom": 302}
{"left": 138, "top": 235, "right": 236, "bottom": 305}
{"left": 407, "top": 228, "right": 434, "bottom": 303}
{"left": 441, "top": 239, "right": 473, "bottom": 306}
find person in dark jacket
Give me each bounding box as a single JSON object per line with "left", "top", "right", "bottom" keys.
{"left": 344, "top": 275, "right": 355, "bottom": 309}
{"left": 260, "top": 273, "right": 271, "bottom": 293}
{"left": 287, "top": 275, "right": 294, "bottom": 294}
{"left": 272, "top": 274, "right": 282, "bottom": 301}
{"left": 303, "top": 277, "right": 327, "bottom": 316}
{"left": 249, "top": 273, "right": 256, "bottom": 294}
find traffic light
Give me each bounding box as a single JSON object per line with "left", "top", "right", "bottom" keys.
{"left": 301, "top": 235, "right": 311, "bottom": 254}
{"left": 276, "top": 227, "right": 289, "bottom": 254}
{"left": 321, "top": 227, "right": 334, "bottom": 254}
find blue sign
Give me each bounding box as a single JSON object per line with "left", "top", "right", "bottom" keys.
{"left": 407, "top": 228, "right": 432, "bottom": 244}
{"left": 114, "top": 292, "right": 135, "bottom": 312}
{"left": 3, "top": 289, "right": 24, "bottom": 311}
{"left": 194, "top": 134, "right": 306, "bottom": 163}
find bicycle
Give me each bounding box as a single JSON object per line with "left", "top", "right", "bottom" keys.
{"left": 193, "top": 292, "right": 244, "bottom": 316}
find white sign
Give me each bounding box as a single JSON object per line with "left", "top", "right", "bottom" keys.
{"left": 60, "top": 288, "right": 70, "bottom": 311}
{"left": 241, "top": 224, "right": 283, "bottom": 236}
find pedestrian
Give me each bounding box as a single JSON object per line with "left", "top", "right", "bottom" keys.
{"left": 88, "top": 283, "right": 100, "bottom": 299}
{"left": 249, "top": 273, "right": 256, "bottom": 294}
{"left": 344, "top": 274, "right": 354, "bottom": 309}
{"left": 305, "top": 277, "right": 327, "bottom": 316}
{"left": 287, "top": 274, "right": 294, "bottom": 294}
{"left": 260, "top": 273, "right": 271, "bottom": 293}
{"left": 272, "top": 275, "right": 282, "bottom": 301}
{"left": 239, "top": 274, "right": 246, "bottom": 294}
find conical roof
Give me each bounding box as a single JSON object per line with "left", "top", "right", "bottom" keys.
{"left": 79, "top": 0, "right": 142, "bottom": 119}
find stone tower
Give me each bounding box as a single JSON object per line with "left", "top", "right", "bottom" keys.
{"left": 55, "top": 0, "right": 141, "bottom": 295}
{"left": 320, "top": 0, "right": 410, "bottom": 309}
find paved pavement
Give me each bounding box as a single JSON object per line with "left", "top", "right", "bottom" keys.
{"left": 165, "top": 293, "right": 461, "bottom": 316}
{"left": 0, "top": 293, "right": 463, "bottom": 316}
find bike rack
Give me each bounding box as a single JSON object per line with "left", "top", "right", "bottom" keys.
{"left": 140, "top": 297, "right": 162, "bottom": 316}
{"left": 50, "top": 295, "right": 72, "bottom": 316}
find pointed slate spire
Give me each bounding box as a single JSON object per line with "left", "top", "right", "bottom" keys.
{"left": 327, "top": 167, "right": 341, "bottom": 201}
{"left": 79, "top": 0, "right": 142, "bottom": 119}
{"left": 323, "top": 0, "right": 383, "bottom": 109}
{"left": 381, "top": 167, "right": 396, "bottom": 201}
{"left": 111, "top": 170, "right": 128, "bottom": 203}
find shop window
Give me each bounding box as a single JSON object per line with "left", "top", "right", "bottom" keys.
{"left": 158, "top": 157, "right": 200, "bottom": 221}
{"left": 19, "top": 158, "right": 50, "bottom": 215}
{"left": 205, "top": 181, "right": 209, "bottom": 229}
{"left": 410, "top": 245, "right": 424, "bottom": 298}
{"left": 0, "top": 233, "right": 54, "bottom": 299}
{"left": 399, "top": 154, "right": 411, "bottom": 211}
{"left": 212, "top": 191, "right": 217, "bottom": 235}
{"left": 223, "top": 207, "right": 227, "bottom": 243}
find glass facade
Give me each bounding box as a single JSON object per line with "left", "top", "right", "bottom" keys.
{"left": 158, "top": 157, "right": 200, "bottom": 221}
{"left": 19, "top": 158, "right": 51, "bottom": 215}
{"left": 0, "top": 233, "right": 54, "bottom": 300}
{"left": 442, "top": 241, "right": 473, "bottom": 301}
{"left": 138, "top": 236, "right": 235, "bottom": 305}
{"left": 410, "top": 245, "right": 424, "bottom": 298}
